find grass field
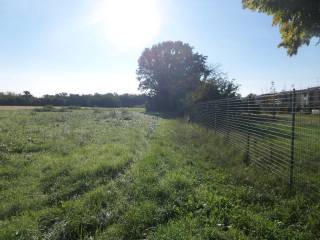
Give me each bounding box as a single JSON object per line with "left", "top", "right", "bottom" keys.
{"left": 0, "top": 108, "right": 320, "bottom": 239}
{"left": 192, "top": 106, "right": 320, "bottom": 192}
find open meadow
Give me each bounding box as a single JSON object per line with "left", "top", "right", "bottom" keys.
{"left": 0, "top": 107, "right": 320, "bottom": 240}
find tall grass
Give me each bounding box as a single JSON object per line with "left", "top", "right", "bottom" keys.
{"left": 0, "top": 109, "right": 319, "bottom": 239}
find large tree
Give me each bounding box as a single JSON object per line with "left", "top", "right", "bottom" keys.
{"left": 242, "top": 0, "right": 320, "bottom": 56}
{"left": 136, "top": 41, "right": 211, "bottom": 112}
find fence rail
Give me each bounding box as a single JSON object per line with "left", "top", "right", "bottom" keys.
{"left": 189, "top": 89, "right": 320, "bottom": 192}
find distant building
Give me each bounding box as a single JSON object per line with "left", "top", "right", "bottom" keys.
{"left": 287, "top": 87, "right": 320, "bottom": 111}
{"left": 254, "top": 86, "right": 320, "bottom": 113}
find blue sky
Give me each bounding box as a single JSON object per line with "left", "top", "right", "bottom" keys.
{"left": 0, "top": 0, "right": 319, "bottom": 96}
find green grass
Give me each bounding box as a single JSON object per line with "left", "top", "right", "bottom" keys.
{"left": 194, "top": 109, "right": 320, "bottom": 191}
{"left": 0, "top": 108, "right": 319, "bottom": 239}
{"left": 245, "top": 113, "right": 320, "bottom": 190}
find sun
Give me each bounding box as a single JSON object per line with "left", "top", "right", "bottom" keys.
{"left": 90, "top": 0, "right": 161, "bottom": 48}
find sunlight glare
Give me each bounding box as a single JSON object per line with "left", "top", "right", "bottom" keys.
{"left": 91, "top": 0, "right": 161, "bottom": 48}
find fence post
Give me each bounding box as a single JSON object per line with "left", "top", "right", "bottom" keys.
{"left": 270, "top": 92, "right": 276, "bottom": 161}
{"left": 245, "top": 97, "right": 251, "bottom": 165}
{"left": 206, "top": 103, "right": 210, "bottom": 129}
{"left": 226, "top": 99, "right": 230, "bottom": 141}
{"left": 289, "top": 88, "right": 296, "bottom": 191}
{"left": 214, "top": 103, "right": 217, "bottom": 133}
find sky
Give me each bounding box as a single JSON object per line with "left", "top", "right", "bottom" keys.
{"left": 0, "top": 0, "right": 319, "bottom": 97}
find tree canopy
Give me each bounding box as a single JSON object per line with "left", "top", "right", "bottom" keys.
{"left": 137, "top": 41, "right": 211, "bottom": 112}
{"left": 242, "top": 0, "right": 320, "bottom": 56}
{"left": 137, "top": 41, "right": 239, "bottom": 112}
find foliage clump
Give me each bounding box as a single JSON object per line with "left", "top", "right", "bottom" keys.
{"left": 242, "top": 0, "right": 320, "bottom": 56}
{"left": 137, "top": 41, "right": 238, "bottom": 113}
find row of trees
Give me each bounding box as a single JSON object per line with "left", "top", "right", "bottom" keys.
{"left": 136, "top": 41, "right": 239, "bottom": 113}
{"left": 0, "top": 91, "right": 146, "bottom": 108}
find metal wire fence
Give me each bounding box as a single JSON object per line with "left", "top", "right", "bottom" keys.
{"left": 189, "top": 88, "right": 320, "bottom": 191}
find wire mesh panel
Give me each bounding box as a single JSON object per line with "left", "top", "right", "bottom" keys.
{"left": 189, "top": 88, "right": 320, "bottom": 191}
{"left": 295, "top": 91, "right": 320, "bottom": 192}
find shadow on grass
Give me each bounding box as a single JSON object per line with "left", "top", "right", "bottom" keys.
{"left": 144, "top": 111, "right": 182, "bottom": 119}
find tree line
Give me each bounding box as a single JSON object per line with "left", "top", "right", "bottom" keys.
{"left": 1, "top": 41, "right": 240, "bottom": 112}
{"left": 1, "top": 2, "right": 318, "bottom": 112}
{"left": 0, "top": 91, "right": 147, "bottom": 108}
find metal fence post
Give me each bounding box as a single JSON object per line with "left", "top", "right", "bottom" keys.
{"left": 226, "top": 99, "right": 230, "bottom": 141}
{"left": 206, "top": 103, "right": 210, "bottom": 129}
{"left": 245, "top": 97, "right": 251, "bottom": 165}
{"left": 270, "top": 92, "right": 276, "bottom": 162}
{"left": 214, "top": 103, "right": 217, "bottom": 133}
{"left": 289, "top": 88, "right": 296, "bottom": 190}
